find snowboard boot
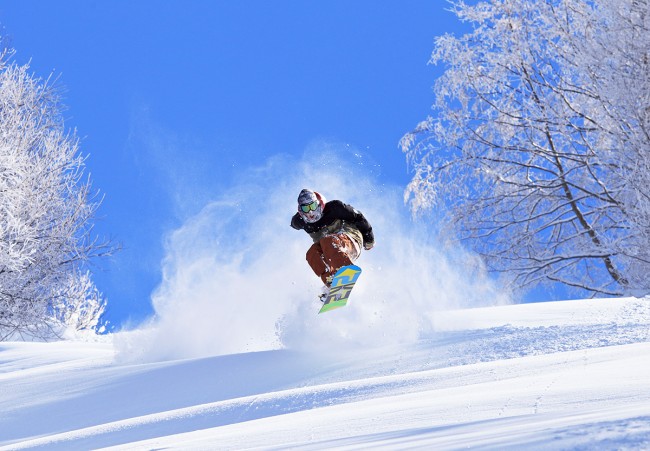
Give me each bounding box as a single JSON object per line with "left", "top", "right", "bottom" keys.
{"left": 318, "top": 285, "right": 331, "bottom": 303}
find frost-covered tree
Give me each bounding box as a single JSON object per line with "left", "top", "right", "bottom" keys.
{"left": 401, "top": 0, "right": 650, "bottom": 296}
{"left": 0, "top": 49, "right": 111, "bottom": 339}
{"left": 573, "top": 0, "right": 650, "bottom": 293}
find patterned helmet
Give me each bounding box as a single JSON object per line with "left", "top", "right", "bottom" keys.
{"left": 297, "top": 189, "right": 324, "bottom": 223}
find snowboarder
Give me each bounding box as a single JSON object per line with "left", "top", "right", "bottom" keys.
{"left": 291, "top": 189, "right": 374, "bottom": 300}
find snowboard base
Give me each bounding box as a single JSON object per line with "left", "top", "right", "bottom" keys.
{"left": 318, "top": 264, "right": 362, "bottom": 314}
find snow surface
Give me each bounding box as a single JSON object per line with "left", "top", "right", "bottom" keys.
{"left": 1, "top": 297, "right": 650, "bottom": 450}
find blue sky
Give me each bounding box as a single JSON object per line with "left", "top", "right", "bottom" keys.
{"left": 0, "top": 1, "right": 468, "bottom": 328}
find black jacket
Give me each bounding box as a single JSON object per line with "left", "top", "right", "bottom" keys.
{"left": 291, "top": 200, "right": 374, "bottom": 247}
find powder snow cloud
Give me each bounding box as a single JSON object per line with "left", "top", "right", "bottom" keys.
{"left": 117, "top": 142, "right": 509, "bottom": 361}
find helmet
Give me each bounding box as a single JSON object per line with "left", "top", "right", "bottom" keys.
{"left": 297, "top": 189, "right": 325, "bottom": 223}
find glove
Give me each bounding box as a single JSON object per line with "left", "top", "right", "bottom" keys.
{"left": 363, "top": 240, "right": 374, "bottom": 251}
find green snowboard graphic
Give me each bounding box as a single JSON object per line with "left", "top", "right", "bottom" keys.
{"left": 318, "top": 264, "right": 362, "bottom": 314}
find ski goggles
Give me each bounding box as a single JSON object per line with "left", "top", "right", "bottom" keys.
{"left": 300, "top": 201, "right": 319, "bottom": 213}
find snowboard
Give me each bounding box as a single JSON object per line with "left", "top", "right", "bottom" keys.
{"left": 318, "top": 264, "right": 362, "bottom": 314}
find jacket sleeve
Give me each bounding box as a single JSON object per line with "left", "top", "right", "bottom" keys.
{"left": 338, "top": 202, "right": 374, "bottom": 245}
{"left": 290, "top": 213, "right": 304, "bottom": 230}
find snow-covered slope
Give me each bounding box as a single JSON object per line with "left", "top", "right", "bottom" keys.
{"left": 1, "top": 297, "right": 649, "bottom": 450}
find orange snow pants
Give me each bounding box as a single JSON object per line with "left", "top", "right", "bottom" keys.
{"left": 306, "top": 234, "right": 360, "bottom": 286}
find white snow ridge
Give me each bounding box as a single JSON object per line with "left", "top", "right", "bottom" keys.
{"left": 1, "top": 297, "right": 650, "bottom": 450}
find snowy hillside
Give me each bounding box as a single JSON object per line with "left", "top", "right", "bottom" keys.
{"left": 1, "top": 297, "right": 649, "bottom": 450}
